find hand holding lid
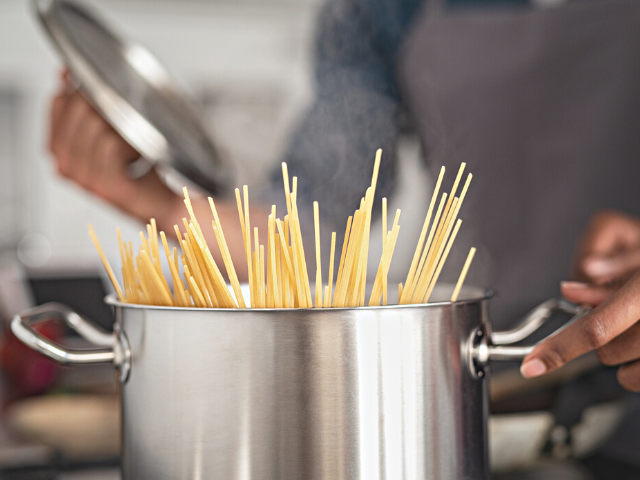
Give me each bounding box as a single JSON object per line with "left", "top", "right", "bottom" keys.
{"left": 37, "top": 0, "right": 233, "bottom": 195}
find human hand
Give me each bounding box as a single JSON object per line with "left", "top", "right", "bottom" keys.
{"left": 47, "top": 71, "right": 267, "bottom": 273}
{"left": 572, "top": 210, "right": 640, "bottom": 286}
{"left": 520, "top": 275, "right": 640, "bottom": 391}
{"left": 48, "top": 70, "right": 182, "bottom": 228}
{"left": 520, "top": 210, "right": 640, "bottom": 391}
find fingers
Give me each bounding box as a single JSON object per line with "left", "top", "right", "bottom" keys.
{"left": 561, "top": 279, "right": 640, "bottom": 392}
{"left": 71, "top": 114, "right": 109, "bottom": 186}
{"left": 51, "top": 92, "right": 93, "bottom": 177}
{"left": 580, "top": 211, "right": 640, "bottom": 255}
{"left": 582, "top": 250, "right": 640, "bottom": 285}
{"left": 49, "top": 88, "right": 137, "bottom": 180}
{"left": 47, "top": 86, "right": 163, "bottom": 217}
{"left": 560, "top": 281, "right": 614, "bottom": 307}
{"left": 521, "top": 271, "right": 640, "bottom": 378}
{"left": 596, "top": 321, "right": 640, "bottom": 366}
{"left": 49, "top": 92, "right": 66, "bottom": 152}
{"left": 573, "top": 211, "right": 640, "bottom": 282}
{"left": 46, "top": 77, "right": 185, "bottom": 233}
{"left": 617, "top": 360, "right": 640, "bottom": 392}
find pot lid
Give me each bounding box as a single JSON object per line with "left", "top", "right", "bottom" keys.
{"left": 35, "top": 0, "right": 233, "bottom": 194}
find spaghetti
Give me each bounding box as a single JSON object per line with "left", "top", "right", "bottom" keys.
{"left": 90, "top": 151, "right": 475, "bottom": 308}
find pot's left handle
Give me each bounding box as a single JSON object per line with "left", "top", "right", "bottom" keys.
{"left": 468, "top": 298, "right": 590, "bottom": 378}
{"left": 11, "top": 302, "right": 131, "bottom": 382}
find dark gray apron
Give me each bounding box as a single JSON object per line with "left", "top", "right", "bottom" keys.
{"left": 398, "top": 0, "right": 640, "bottom": 329}
{"left": 397, "top": 0, "right": 640, "bottom": 465}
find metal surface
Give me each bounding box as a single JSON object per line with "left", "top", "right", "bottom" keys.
{"left": 491, "top": 298, "right": 585, "bottom": 346}
{"left": 10, "top": 303, "right": 131, "bottom": 381}
{"left": 476, "top": 301, "right": 589, "bottom": 367}
{"left": 34, "top": 0, "right": 233, "bottom": 194}
{"left": 111, "top": 286, "right": 491, "bottom": 480}
{"left": 12, "top": 287, "right": 586, "bottom": 480}
{"left": 467, "top": 300, "right": 588, "bottom": 378}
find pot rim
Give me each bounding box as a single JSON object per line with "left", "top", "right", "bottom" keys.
{"left": 104, "top": 285, "right": 494, "bottom": 312}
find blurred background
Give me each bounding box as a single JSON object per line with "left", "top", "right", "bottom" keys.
{"left": 0, "top": 0, "right": 319, "bottom": 272}
{"left": 0, "top": 0, "right": 321, "bottom": 477}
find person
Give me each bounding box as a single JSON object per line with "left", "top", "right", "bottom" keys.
{"left": 49, "top": 0, "right": 640, "bottom": 473}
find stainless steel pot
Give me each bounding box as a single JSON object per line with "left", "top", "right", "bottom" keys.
{"left": 10, "top": 286, "right": 587, "bottom": 480}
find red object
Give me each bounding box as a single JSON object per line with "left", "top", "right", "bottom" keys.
{"left": 1, "top": 318, "right": 63, "bottom": 400}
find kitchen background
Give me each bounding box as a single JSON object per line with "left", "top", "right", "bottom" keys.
{"left": 0, "top": 0, "right": 319, "bottom": 271}
{"left": 0, "top": 0, "right": 428, "bottom": 292}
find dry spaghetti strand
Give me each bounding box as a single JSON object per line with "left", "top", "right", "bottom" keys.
{"left": 324, "top": 232, "right": 336, "bottom": 308}
{"left": 88, "top": 225, "right": 125, "bottom": 302}
{"left": 313, "top": 201, "right": 322, "bottom": 307}
{"left": 451, "top": 247, "right": 477, "bottom": 302}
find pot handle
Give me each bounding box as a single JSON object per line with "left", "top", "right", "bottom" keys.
{"left": 10, "top": 302, "right": 130, "bottom": 381}
{"left": 468, "top": 298, "right": 590, "bottom": 377}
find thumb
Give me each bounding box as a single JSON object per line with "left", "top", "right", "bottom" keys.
{"left": 521, "top": 272, "right": 640, "bottom": 378}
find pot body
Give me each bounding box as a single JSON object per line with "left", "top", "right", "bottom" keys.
{"left": 116, "top": 287, "right": 491, "bottom": 480}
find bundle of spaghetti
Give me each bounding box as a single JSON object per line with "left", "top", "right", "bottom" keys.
{"left": 398, "top": 163, "right": 474, "bottom": 305}
{"left": 368, "top": 208, "right": 401, "bottom": 306}
{"left": 90, "top": 149, "right": 475, "bottom": 309}
{"left": 290, "top": 188, "right": 313, "bottom": 307}
{"left": 234, "top": 170, "right": 316, "bottom": 308}
{"left": 90, "top": 189, "right": 247, "bottom": 308}
{"left": 183, "top": 188, "right": 240, "bottom": 308}
{"left": 332, "top": 149, "right": 383, "bottom": 307}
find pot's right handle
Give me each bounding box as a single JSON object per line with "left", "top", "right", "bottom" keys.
{"left": 469, "top": 298, "right": 590, "bottom": 378}
{"left": 11, "top": 302, "right": 131, "bottom": 382}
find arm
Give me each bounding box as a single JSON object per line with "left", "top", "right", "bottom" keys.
{"left": 49, "top": 74, "right": 268, "bottom": 280}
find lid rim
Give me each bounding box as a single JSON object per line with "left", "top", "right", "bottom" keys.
{"left": 35, "top": 0, "right": 233, "bottom": 194}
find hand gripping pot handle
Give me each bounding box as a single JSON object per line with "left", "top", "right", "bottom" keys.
{"left": 11, "top": 302, "right": 131, "bottom": 382}
{"left": 469, "top": 298, "right": 590, "bottom": 378}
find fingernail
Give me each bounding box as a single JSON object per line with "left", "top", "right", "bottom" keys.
{"left": 561, "top": 281, "right": 589, "bottom": 289}
{"left": 520, "top": 359, "right": 547, "bottom": 378}
{"left": 584, "top": 259, "right": 613, "bottom": 276}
